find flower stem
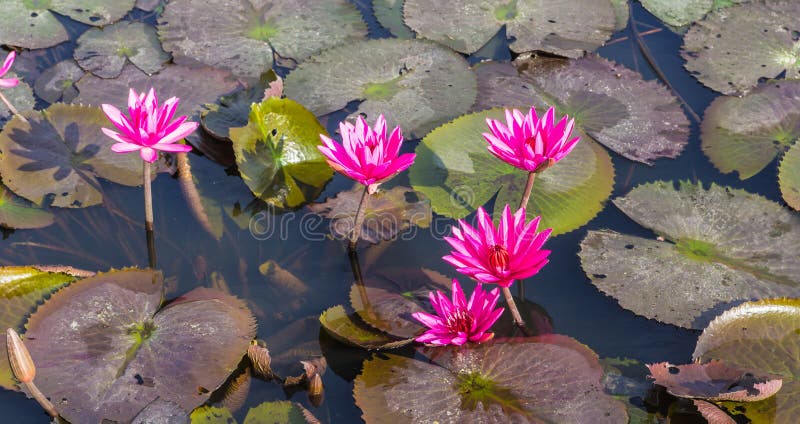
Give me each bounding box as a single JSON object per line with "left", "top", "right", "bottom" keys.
{"left": 0, "top": 91, "right": 28, "bottom": 124}
{"left": 348, "top": 249, "right": 378, "bottom": 321}
{"left": 501, "top": 286, "right": 526, "bottom": 328}
{"left": 143, "top": 161, "right": 156, "bottom": 268}
{"left": 348, "top": 185, "right": 370, "bottom": 251}
{"left": 24, "top": 381, "right": 58, "bottom": 418}
{"left": 518, "top": 171, "right": 536, "bottom": 210}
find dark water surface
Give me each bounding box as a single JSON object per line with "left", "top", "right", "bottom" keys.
{"left": 0, "top": 1, "right": 786, "bottom": 423}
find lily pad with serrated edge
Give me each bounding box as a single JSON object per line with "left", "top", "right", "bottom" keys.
{"left": 579, "top": 181, "right": 800, "bottom": 329}
{"left": 373, "top": 0, "right": 414, "bottom": 39}
{"left": 354, "top": 335, "right": 628, "bottom": 423}
{"left": 693, "top": 299, "right": 800, "bottom": 424}
{"left": 402, "top": 0, "right": 617, "bottom": 57}
{"left": 0, "top": 104, "right": 146, "bottom": 208}
{"left": 308, "top": 186, "right": 431, "bottom": 246}
{"left": 0, "top": 182, "right": 54, "bottom": 229}
{"left": 0, "top": 73, "right": 35, "bottom": 120}
{"left": 229, "top": 97, "right": 333, "bottom": 209}
{"left": 33, "top": 60, "right": 84, "bottom": 104}
{"left": 512, "top": 55, "right": 690, "bottom": 164}
{"left": 158, "top": 0, "right": 367, "bottom": 80}
{"left": 73, "top": 63, "right": 238, "bottom": 119}
{"left": 320, "top": 305, "right": 413, "bottom": 350}
{"left": 682, "top": 1, "right": 800, "bottom": 95}
{"left": 701, "top": 80, "right": 800, "bottom": 179}
{"left": 284, "top": 38, "right": 477, "bottom": 139}
{"left": 0, "top": 266, "right": 75, "bottom": 390}
{"left": 647, "top": 361, "right": 782, "bottom": 401}
{"left": 75, "top": 21, "right": 170, "bottom": 79}
{"left": 779, "top": 141, "right": 800, "bottom": 210}
{"left": 23, "top": 269, "right": 256, "bottom": 424}
{"left": 0, "top": 0, "right": 135, "bottom": 49}
{"left": 409, "top": 108, "right": 614, "bottom": 235}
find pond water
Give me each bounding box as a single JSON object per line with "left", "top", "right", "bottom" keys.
{"left": 0, "top": 1, "right": 795, "bottom": 423}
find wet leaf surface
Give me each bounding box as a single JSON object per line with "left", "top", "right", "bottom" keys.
{"left": 74, "top": 21, "right": 170, "bottom": 78}
{"left": 647, "top": 360, "right": 782, "bottom": 401}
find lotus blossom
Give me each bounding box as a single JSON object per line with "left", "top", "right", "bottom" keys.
{"left": 0, "top": 51, "right": 19, "bottom": 88}
{"left": 412, "top": 279, "right": 503, "bottom": 346}
{"left": 101, "top": 88, "right": 196, "bottom": 163}
{"left": 443, "top": 205, "right": 551, "bottom": 288}
{"left": 483, "top": 106, "right": 580, "bottom": 172}
{"left": 319, "top": 115, "right": 415, "bottom": 194}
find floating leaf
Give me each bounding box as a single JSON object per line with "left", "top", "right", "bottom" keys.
{"left": 33, "top": 60, "right": 84, "bottom": 104}
{"left": 229, "top": 98, "right": 333, "bottom": 209}
{"left": 284, "top": 38, "right": 477, "bottom": 138}
{"left": 647, "top": 361, "right": 782, "bottom": 401}
{"left": 349, "top": 268, "right": 450, "bottom": 339}
{"left": 470, "top": 61, "right": 546, "bottom": 113}
{"left": 0, "top": 267, "right": 75, "bottom": 390}
{"left": 202, "top": 85, "right": 266, "bottom": 141}
{"left": 219, "top": 368, "right": 251, "bottom": 413}
{"left": 73, "top": 63, "right": 238, "bottom": 118}
{"left": 409, "top": 108, "right": 614, "bottom": 235}
{"left": 243, "top": 401, "right": 308, "bottom": 424}
{"left": 701, "top": 80, "right": 800, "bottom": 179}
{"left": 513, "top": 55, "right": 690, "bottom": 164}
{"left": 0, "top": 0, "right": 135, "bottom": 49}
{"left": 402, "top": 0, "right": 618, "bottom": 57}
{"left": 0, "top": 72, "right": 35, "bottom": 120}
{"left": 308, "top": 186, "right": 431, "bottom": 246}
{"left": 0, "top": 182, "right": 54, "bottom": 229}
{"left": 319, "top": 305, "right": 412, "bottom": 350}
{"left": 779, "top": 141, "right": 800, "bottom": 210}
{"left": 580, "top": 181, "right": 800, "bottom": 329}
{"left": 23, "top": 269, "right": 257, "bottom": 424}
{"left": 639, "top": 0, "right": 746, "bottom": 28}
{"left": 354, "top": 336, "right": 628, "bottom": 423}
{"left": 74, "top": 21, "right": 170, "bottom": 78}
{"left": 373, "top": 0, "right": 414, "bottom": 39}
{"left": 682, "top": 1, "right": 800, "bottom": 95}
{"left": 0, "top": 104, "right": 145, "bottom": 208}
{"left": 133, "top": 399, "right": 189, "bottom": 424}
{"left": 190, "top": 405, "right": 235, "bottom": 423}
{"left": 158, "top": 0, "right": 367, "bottom": 79}
{"left": 693, "top": 299, "right": 800, "bottom": 423}
{"left": 136, "top": 0, "right": 162, "bottom": 12}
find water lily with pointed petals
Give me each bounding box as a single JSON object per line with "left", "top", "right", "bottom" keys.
{"left": 101, "top": 88, "right": 196, "bottom": 163}
{"left": 0, "top": 51, "right": 19, "bottom": 88}
{"left": 413, "top": 279, "right": 503, "bottom": 346}
{"left": 319, "top": 115, "right": 415, "bottom": 194}
{"left": 483, "top": 106, "right": 579, "bottom": 172}
{"left": 443, "top": 205, "right": 551, "bottom": 288}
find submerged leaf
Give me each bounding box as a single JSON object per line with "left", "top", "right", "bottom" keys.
{"left": 23, "top": 270, "right": 256, "bottom": 423}
{"left": 0, "top": 104, "right": 145, "bottom": 208}
{"left": 354, "top": 336, "right": 628, "bottom": 423}
{"left": 647, "top": 361, "right": 782, "bottom": 401}
{"left": 319, "top": 305, "right": 412, "bottom": 350}
{"left": 580, "top": 181, "right": 800, "bottom": 329}
{"left": 373, "top": 0, "right": 414, "bottom": 39}
{"left": 779, "top": 142, "right": 800, "bottom": 210}
{"left": 284, "top": 38, "right": 477, "bottom": 138}
{"left": 74, "top": 21, "right": 170, "bottom": 78}
{"left": 409, "top": 108, "right": 614, "bottom": 235}
{"left": 403, "top": 0, "right": 617, "bottom": 57}
{"left": 33, "top": 60, "right": 84, "bottom": 104}
{"left": 0, "top": 182, "right": 54, "bottom": 229}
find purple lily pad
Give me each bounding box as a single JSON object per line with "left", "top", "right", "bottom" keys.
{"left": 354, "top": 335, "right": 628, "bottom": 423}
{"left": 693, "top": 400, "right": 736, "bottom": 424}
{"left": 647, "top": 361, "right": 783, "bottom": 401}
{"left": 22, "top": 269, "right": 256, "bottom": 423}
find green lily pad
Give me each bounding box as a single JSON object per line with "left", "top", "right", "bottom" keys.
{"left": 73, "top": 63, "right": 238, "bottom": 119}
{"left": 409, "top": 108, "right": 615, "bottom": 235}
{"left": 201, "top": 85, "right": 267, "bottom": 141}
{"left": 579, "top": 181, "right": 800, "bottom": 329}
{"left": 243, "top": 401, "right": 308, "bottom": 424}
{"left": 308, "top": 186, "right": 431, "bottom": 246}
{"left": 0, "top": 0, "right": 135, "bottom": 49}
{"left": 320, "top": 305, "right": 413, "bottom": 350}
{"left": 701, "top": 81, "right": 800, "bottom": 179}
{"left": 693, "top": 299, "right": 800, "bottom": 423}
{"left": 640, "top": 0, "right": 746, "bottom": 28}
{"left": 0, "top": 103, "right": 146, "bottom": 208}
{"left": 0, "top": 72, "right": 35, "bottom": 120}
{"left": 190, "top": 405, "right": 235, "bottom": 424}
{"left": 283, "top": 38, "right": 477, "bottom": 139}
{"left": 74, "top": 21, "right": 170, "bottom": 78}
{"left": 33, "top": 60, "right": 84, "bottom": 104}
{"left": 682, "top": 1, "right": 800, "bottom": 95}
{"left": 23, "top": 269, "right": 257, "bottom": 424}
{"left": 0, "top": 182, "right": 54, "bottom": 229}
{"left": 779, "top": 141, "right": 800, "bottom": 210}
{"left": 158, "top": 0, "right": 367, "bottom": 80}
{"left": 0, "top": 266, "right": 75, "bottom": 390}
{"left": 373, "top": 0, "right": 414, "bottom": 39}
{"left": 647, "top": 361, "right": 782, "bottom": 401}
{"left": 229, "top": 97, "right": 333, "bottom": 209}
{"left": 402, "top": 0, "right": 617, "bottom": 57}
{"left": 354, "top": 336, "right": 628, "bottom": 423}
{"left": 513, "top": 55, "right": 690, "bottom": 164}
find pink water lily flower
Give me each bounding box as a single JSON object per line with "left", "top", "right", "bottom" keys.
{"left": 443, "top": 205, "right": 551, "bottom": 288}
{"left": 0, "top": 51, "right": 20, "bottom": 88}
{"left": 319, "top": 115, "right": 415, "bottom": 194}
{"left": 101, "top": 88, "right": 196, "bottom": 163}
{"left": 413, "top": 279, "right": 503, "bottom": 346}
{"left": 483, "top": 106, "right": 580, "bottom": 172}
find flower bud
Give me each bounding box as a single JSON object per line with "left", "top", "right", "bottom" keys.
{"left": 6, "top": 328, "right": 35, "bottom": 383}
{"left": 307, "top": 373, "right": 324, "bottom": 407}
